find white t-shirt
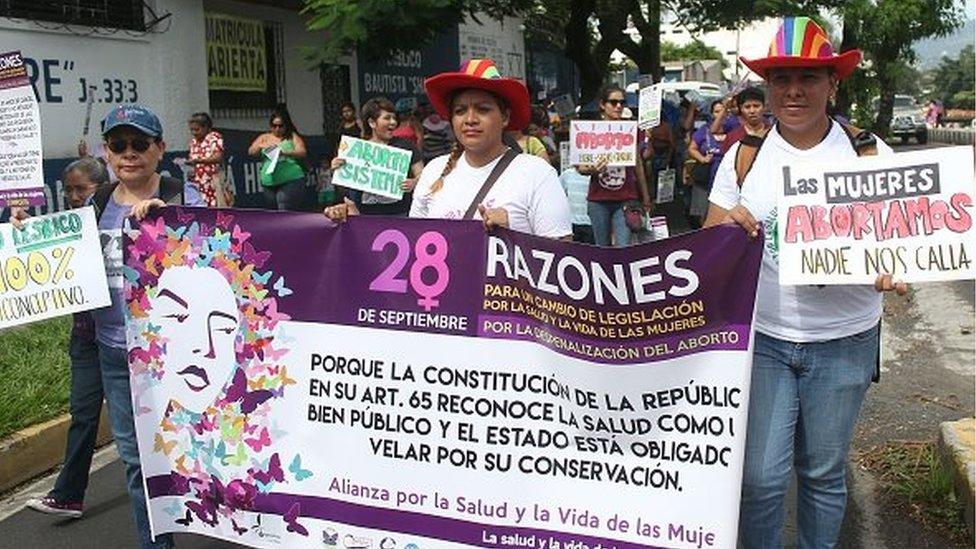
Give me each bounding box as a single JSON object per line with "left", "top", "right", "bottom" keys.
{"left": 410, "top": 152, "right": 573, "bottom": 238}
{"left": 709, "top": 121, "right": 893, "bottom": 342}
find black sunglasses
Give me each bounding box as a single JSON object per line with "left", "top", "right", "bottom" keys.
{"left": 605, "top": 99, "right": 625, "bottom": 107}
{"left": 107, "top": 137, "right": 153, "bottom": 154}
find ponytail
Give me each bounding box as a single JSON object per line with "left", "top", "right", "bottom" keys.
{"left": 429, "top": 140, "right": 464, "bottom": 195}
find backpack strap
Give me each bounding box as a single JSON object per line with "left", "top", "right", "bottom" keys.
{"left": 734, "top": 133, "right": 767, "bottom": 188}
{"left": 839, "top": 122, "right": 878, "bottom": 157}
{"left": 91, "top": 182, "right": 120, "bottom": 221}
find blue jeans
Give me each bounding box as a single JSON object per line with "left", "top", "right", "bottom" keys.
{"left": 587, "top": 201, "right": 629, "bottom": 248}
{"left": 48, "top": 335, "right": 102, "bottom": 503}
{"left": 99, "top": 343, "right": 172, "bottom": 549}
{"left": 739, "top": 325, "right": 879, "bottom": 549}
{"left": 263, "top": 178, "right": 307, "bottom": 211}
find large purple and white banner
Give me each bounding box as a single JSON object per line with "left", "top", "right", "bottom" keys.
{"left": 124, "top": 208, "right": 762, "bottom": 548}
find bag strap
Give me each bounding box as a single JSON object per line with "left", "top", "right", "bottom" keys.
{"left": 463, "top": 148, "right": 519, "bottom": 220}
{"left": 734, "top": 133, "right": 767, "bottom": 188}
{"left": 839, "top": 122, "right": 879, "bottom": 157}
{"left": 91, "top": 175, "right": 184, "bottom": 221}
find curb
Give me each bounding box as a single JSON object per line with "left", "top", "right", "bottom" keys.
{"left": 937, "top": 417, "right": 975, "bottom": 542}
{"left": 0, "top": 405, "right": 112, "bottom": 494}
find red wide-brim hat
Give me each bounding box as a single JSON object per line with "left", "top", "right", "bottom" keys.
{"left": 741, "top": 16, "right": 862, "bottom": 80}
{"left": 424, "top": 59, "right": 530, "bottom": 131}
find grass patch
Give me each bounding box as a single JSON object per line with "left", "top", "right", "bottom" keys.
{"left": 859, "top": 441, "right": 969, "bottom": 544}
{"left": 0, "top": 317, "right": 72, "bottom": 439}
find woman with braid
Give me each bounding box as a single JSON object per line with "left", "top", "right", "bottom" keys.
{"left": 325, "top": 59, "right": 571, "bottom": 239}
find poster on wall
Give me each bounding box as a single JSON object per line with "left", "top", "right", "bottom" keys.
{"left": 125, "top": 208, "right": 762, "bottom": 549}
{"left": 777, "top": 146, "right": 976, "bottom": 284}
{"left": 0, "top": 50, "right": 46, "bottom": 207}
{"left": 0, "top": 207, "right": 109, "bottom": 328}
{"left": 205, "top": 13, "right": 267, "bottom": 92}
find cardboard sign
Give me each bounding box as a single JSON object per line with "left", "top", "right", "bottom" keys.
{"left": 777, "top": 146, "right": 976, "bottom": 284}
{"left": 638, "top": 85, "right": 662, "bottom": 130}
{"left": 333, "top": 136, "right": 412, "bottom": 200}
{"left": 569, "top": 121, "right": 638, "bottom": 167}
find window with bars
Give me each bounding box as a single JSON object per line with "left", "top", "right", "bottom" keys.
{"left": 0, "top": 0, "right": 146, "bottom": 31}
{"left": 210, "top": 20, "right": 286, "bottom": 118}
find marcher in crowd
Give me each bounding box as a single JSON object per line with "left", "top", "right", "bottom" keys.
{"left": 186, "top": 112, "right": 226, "bottom": 207}
{"left": 687, "top": 100, "right": 728, "bottom": 224}
{"left": 325, "top": 58, "right": 571, "bottom": 239}
{"left": 577, "top": 85, "right": 652, "bottom": 247}
{"left": 91, "top": 104, "right": 202, "bottom": 549}
{"left": 558, "top": 163, "right": 594, "bottom": 243}
{"left": 248, "top": 106, "right": 307, "bottom": 211}
{"left": 703, "top": 17, "right": 906, "bottom": 548}
{"left": 338, "top": 101, "right": 362, "bottom": 138}
{"left": 331, "top": 97, "right": 423, "bottom": 217}
{"left": 720, "top": 87, "right": 770, "bottom": 154}
{"left": 24, "top": 158, "right": 109, "bottom": 520}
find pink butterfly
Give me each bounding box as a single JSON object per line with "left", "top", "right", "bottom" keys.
{"left": 232, "top": 224, "right": 251, "bottom": 244}
{"left": 244, "top": 427, "right": 271, "bottom": 452}
{"left": 138, "top": 217, "right": 167, "bottom": 241}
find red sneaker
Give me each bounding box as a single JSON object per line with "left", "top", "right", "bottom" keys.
{"left": 26, "top": 497, "right": 83, "bottom": 518}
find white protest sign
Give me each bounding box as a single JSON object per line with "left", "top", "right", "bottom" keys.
{"left": 777, "top": 145, "right": 976, "bottom": 284}
{"left": 657, "top": 168, "right": 676, "bottom": 203}
{"left": 638, "top": 85, "right": 662, "bottom": 130}
{"left": 0, "top": 206, "right": 110, "bottom": 328}
{"left": 0, "top": 50, "right": 46, "bottom": 207}
{"left": 559, "top": 141, "right": 570, "bottom": 174}
{"left": 263, "top": 146, "right": 280, "bottom": 176}
{"left": 569, "top": 121, "right": 638, "bottom": 167}
{"left": 333, "top": 135, "right": 412, "bottom": 200}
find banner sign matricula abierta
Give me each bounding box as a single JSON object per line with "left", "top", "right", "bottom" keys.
{"left": 126, "top": 208, "right": 762, "bottom": 549}
{"left": 333, "top": 135, "right": 412, "bottom": 200}
{"left": 777, "top": 146, "right": 976, "bottom": 284}
{"left": 569, "top": 120, "right": 638, "bottom": 167}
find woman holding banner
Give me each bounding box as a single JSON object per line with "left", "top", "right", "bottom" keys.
{"left": 325, "top": 59, "right": 571, "bottom": 239}
{"left": 703, "top": 17, "right": 906, "bottom": 548}
{"left": 331, "top": 97, "right": 424, "bottom": 216}
{"left": 575, "top": 86, "right": 652, "bottom": 247}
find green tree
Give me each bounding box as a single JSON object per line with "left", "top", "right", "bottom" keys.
{"left": 301, "top": 0, "right": 534, "bottom": 63}
{"left": 836, "top": 0, "right": 962, "bottom": 135}
{"left": 931, "top": 44, "right": 975, "bottom": 109}
{"left": 660, "top": 40, "right": 727, "bottom": 65}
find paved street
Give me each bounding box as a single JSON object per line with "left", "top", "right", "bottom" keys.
{"left": 0, "top": 141, "right": 971, "bottom": 548}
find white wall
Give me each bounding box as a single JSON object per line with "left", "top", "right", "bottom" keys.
{"left": 204, "top": 0, "right": 337, "bottom": 135}
{"left": 0, "top": 0, "right": 207, "bottom": 157}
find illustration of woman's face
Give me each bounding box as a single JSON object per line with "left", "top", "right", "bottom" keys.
{"left": 149, "top": 266, "right": 240, "bottom": 413}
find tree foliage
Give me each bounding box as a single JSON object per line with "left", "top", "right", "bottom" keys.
{"left": 930, "top": 44, "right": 975, "bottom": 109}
{"left": 301, "top": 0, "right": 534, "bottom": 63}
{"left": 836, "top": 0, "right": 963, "bottom": 134}
{"left": 661, "top": 40, "right": 726, "bottom": 65}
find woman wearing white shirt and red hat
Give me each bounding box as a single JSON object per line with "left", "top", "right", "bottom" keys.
{"left": 325, "top": 58, "right": 571, "bottom": 239}
{"left": 704, "top": 17, "right": 907, "bottom": 548}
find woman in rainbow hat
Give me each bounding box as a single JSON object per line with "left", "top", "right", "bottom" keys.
{"left": 325, "top": 59, "right": 572, "bottom": 238}
{"left": 703, "top": 16, "right": 907, "bottom": 548}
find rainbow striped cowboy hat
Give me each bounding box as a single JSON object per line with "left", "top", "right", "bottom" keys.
{"left": 741, "top": 16, "right": 862, "bottom": 80}
{"left": 424, "top": 59, "right": 530, "bottom": 130}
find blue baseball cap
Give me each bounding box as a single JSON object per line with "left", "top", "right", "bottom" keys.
{"left": 101, "top": 104, "right": 163, "bottom": 138}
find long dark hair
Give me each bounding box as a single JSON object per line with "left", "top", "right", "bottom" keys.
{"left": 269, "top": 105, "right": 298, "bottom": 139}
